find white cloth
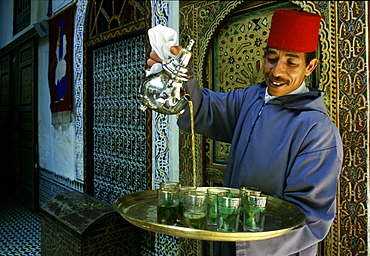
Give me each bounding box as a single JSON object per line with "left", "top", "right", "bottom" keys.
{"left": 146, "top": 25, "right": 178, "bottom": 76}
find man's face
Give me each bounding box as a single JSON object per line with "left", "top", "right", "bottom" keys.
{"left": 263, "top": 47, "right": 318, "bottom": 96}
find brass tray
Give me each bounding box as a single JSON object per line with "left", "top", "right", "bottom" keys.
{"left": 113, "top": 188, "right": 305, "bottom": 241}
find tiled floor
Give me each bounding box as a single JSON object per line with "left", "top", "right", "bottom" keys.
{"left": 0, "top": 194, "right": 41, "bottom": 256}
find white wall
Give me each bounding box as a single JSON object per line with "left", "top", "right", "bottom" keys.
{"left": 0, "top": 1, "right": 13, "bottom": 48}
{"left": 37, "top": 35, "right": 76, "bottom": 179}
{"left": 0, "top": 0, "right": 50, "bottom": 48}
{"left": 167, "top": 1, "right": 180, "bottom": 183}
{"left": 0, "top": 0, "right": 78, "bottom": 181}
{"left": 37, "top": 0, "right": 77, "bottom": 180}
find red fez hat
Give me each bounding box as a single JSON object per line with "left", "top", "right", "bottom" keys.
{"left": 267, "top": 10, "right": 322, "bottom": 53}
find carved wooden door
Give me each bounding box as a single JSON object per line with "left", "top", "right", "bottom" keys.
{"left": 0, "top": 39, "right": 38, "bottom": 211}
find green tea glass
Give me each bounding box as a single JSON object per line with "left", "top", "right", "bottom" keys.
{"left": 157, "top": 188, "right": 180, "bottom": 225}
{"left": 206, "top": 188, "right": 230, "bottom": 230}
{"left": 217, "top": 193, "right": 241, "bottom": 232}
{"left": 183, "top": 191, "right": 208, "bottom": 230}
{"left": 243, "top": 194, "right": 267, "bottom": 232}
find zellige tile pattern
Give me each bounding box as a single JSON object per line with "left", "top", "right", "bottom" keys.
{"left": 0, "top": 195, "right": 41, "bottom": 256}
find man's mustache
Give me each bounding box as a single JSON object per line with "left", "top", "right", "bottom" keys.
{"left": 266, "top": 75, "right": 289, "bottom": 85}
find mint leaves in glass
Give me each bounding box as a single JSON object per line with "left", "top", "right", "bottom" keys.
{"left": 240, "top": 188, "right": 267, "bottom": 232}
{"left": 217, "top": 193, "right": 241, "bottom": 232}
{"left": 183, "top": 191, "right": 208, "bottom": 229}
{"left": 207, "top": 188, "right": 230, "bottom": 230}
{"left": 157, "top": 188, "right": 180, "bottom": 225}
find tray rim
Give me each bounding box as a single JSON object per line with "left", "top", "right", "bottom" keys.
{"left": 113, "top": 188, "right": 305, "bottom": 242}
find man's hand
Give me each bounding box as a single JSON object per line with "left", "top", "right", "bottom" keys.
{"left": 146, "top": 46, "right": 183, "bottom": 69}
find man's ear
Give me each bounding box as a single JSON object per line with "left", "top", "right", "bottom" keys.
{"left": 305, "top": 58, "right": 318, "bottom": 76}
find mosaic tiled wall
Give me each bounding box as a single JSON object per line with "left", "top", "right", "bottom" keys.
{"left": 83, "top": 0, "right": 152, "bottom": 202}
{"left": 92, "top": 35, "right": 148, "bottom": 204}
{"left": 39, "top": 168, "right": 83, "bottom": 206}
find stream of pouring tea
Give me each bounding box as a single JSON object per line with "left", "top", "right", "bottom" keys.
{"left": 188, "top": 100, "right": 197, "bottom": 187}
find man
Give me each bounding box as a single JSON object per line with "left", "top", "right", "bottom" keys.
{"left": 147, "top": 10, "right": 343, "bottom": 256}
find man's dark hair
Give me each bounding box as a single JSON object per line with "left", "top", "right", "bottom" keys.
{"left": 305, "top": 51, "right": 316, "bottom": 66}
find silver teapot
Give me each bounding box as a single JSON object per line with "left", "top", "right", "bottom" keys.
{"left": 140, "top": 39, "right": 195, "bottom": 115}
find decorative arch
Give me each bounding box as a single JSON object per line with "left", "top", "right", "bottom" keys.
{"left": 85, "top": 0, "right": 150, "bottom": 46}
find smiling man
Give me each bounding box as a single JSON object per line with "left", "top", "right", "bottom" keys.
{"left": 147, "top": 9, "right": 343, "bottom": 256}
{"left": 264, "top": 47, "right": 318, "bottom": 97}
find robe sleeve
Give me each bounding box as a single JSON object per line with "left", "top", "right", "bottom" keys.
{"left": 177, "top": 78, "right": 245, "bottom": 143}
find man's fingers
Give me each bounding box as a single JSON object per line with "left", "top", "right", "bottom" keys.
{"left": 147, "top": 46, "right": 184, "bottom": 68}
{"left": 149, "top": 51, "right": 163, "bottom": 62}
{"left": 170, "top": 46, "right": 183, "bottom": 55}
{"left": 147, "top": 58, "right": 158, "bottom": 67}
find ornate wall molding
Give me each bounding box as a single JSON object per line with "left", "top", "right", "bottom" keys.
{"left": 85, "top": 1, "right": 149, "bottom": 47}
{"left": 292, "top": 0, "right": 339, "bottom": 125}
{"left": 179, "top": 1, "right": 243, "bottom": 89}
{"left": 335, "top": 1, "right": 368, "bottom": 254}
{"left": 74, "top": 0, "right": 88, "bottom": 182}
{"left": 152, "top": 2, "right": 180, "bottom": 256}
{"left": 152, "top": 0, "right": 173, "bottom": 189}
{"left": 292, "top": 1, "right": 369, "bottom": 254}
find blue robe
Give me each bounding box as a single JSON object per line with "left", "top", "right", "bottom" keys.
{"left": 178, "top": 78, "right": 343, "bottom": 256}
